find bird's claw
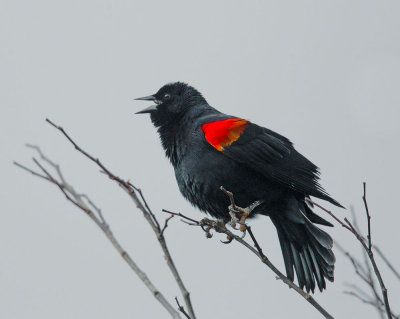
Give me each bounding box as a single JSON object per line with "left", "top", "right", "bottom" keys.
{"left": 220, "top": 234, "right": 233, "bottom": 244}
{"left": 199, "top": 218, "right": 213, "bottom": 238}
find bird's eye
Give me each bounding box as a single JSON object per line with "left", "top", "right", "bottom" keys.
{"left": 164, "top": 93, "right": 171, "bottom": 100}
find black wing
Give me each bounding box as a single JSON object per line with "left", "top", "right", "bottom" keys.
{"left": 221, "top": 122, "right": 342, "bottom": 207}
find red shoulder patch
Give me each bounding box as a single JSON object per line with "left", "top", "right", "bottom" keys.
{"left": 201, "top": 118, "right": 248, "bottom": 151}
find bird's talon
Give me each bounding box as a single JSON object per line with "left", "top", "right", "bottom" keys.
{"left": 220, "top": 235, "right": 233, "bottom": 244}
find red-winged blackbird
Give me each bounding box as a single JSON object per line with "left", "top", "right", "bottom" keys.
{"left": 136, "top": 82, "right": 343, "bottom": 293}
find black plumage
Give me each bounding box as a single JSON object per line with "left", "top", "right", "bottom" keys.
{"left": 136, "top": 82, "right": 342, "bottom": 292}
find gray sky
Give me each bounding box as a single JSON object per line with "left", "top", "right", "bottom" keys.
{"left": 1, "top": 1, "right": 400, "bottom": 318}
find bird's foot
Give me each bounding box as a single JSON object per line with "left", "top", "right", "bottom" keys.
{"left": 199, "top": 218, "right": 228, "bottom": 239}
{"left": 198, "top": 218, "right": 236, "bottom": 244}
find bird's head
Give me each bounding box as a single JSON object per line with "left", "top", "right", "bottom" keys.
{"left": 135, "top": 82, "right": 206, "bottom": 127}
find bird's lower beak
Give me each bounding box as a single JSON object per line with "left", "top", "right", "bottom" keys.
{"left": 135, "top": 104, "right": 158, "bottom": 114}
{"left": 134, "top": 95, "right": 158, "bottom": 114}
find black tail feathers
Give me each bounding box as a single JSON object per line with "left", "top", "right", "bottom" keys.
{"left": 271, "top": 200, "right": 335, "bottom": 293}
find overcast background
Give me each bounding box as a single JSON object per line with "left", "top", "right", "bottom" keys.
{"left": 1, "top": 1, "right": 400, "bottom": 318}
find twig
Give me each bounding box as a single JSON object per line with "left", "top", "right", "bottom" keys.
{"left": 135, "top": 186, "right": 161, "bottom": 232}
{"left": 335, "top": 239, "right": 385, "bottom": 318}
{"left": 337, "top": 240, "right": 386, "bottom": 318}
{"left": 343, "top": 283, "right": 374, "bottom": 301}
{"left": 175, "top": 297, "right": 191, "bottom": 319}
{"left": 343, "top": 291, "right": 384, "bottom": 313}
{"left": 162, "top": 209, "right": 199, "bottom": 225}
{"left": 161, "top": 215, "right": 174, "bottom": 237}
{"left": 26, "top": 144, "right": 108, "bottom": 224}
{"left": 13, "top": 161, "right": 50, "bottom": 181}
{"left": 344, "top": 290, "right": 378, "bottom": 307}
{"left": 14, "top": 154, "right": 180, "bottom": 319}
{"left": 312, "top": 184, "right": 394, "bottom": 319}
{"left": 373, "top": 246, "right": 400, "bottom": 281}
{"left": 44, "top": 119, "right": 196, "bottom": 319}
{"left": 362, "top": 182, "right": 372, "bottom": 252}
{"left": 306, "top": 198, "right": 352, "bottom": 231}
{"left": 335, "top": 241, "right": 369, "bottom": 279}
{"left": 78, "top": 193, "right": 107, "bottom": 226}
{"left": 346, "top": 222, "right": 392, "bottom": 317}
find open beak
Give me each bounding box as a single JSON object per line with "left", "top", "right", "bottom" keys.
{"left": 135, "top": 95, "right": 158, "bottom": 114}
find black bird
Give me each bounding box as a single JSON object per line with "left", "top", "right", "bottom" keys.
{"left": 136, "top": 82, "right": 342, "bottom": 293}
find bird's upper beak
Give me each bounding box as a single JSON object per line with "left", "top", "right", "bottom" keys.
{"left": 135, "top": 95, "right": 158, "bottom": 114}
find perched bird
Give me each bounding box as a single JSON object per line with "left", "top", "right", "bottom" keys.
{"left": 136, "top": 82, "right": 342, "bottom": 293}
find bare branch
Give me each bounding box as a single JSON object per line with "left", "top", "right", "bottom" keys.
{"left": 162, "top": 209, "right": 199, "bottom": 225}
{"left": 373, "top": 245, "right": 400, "bottom": 281}
{"left": 78, "top": 193, "right": 107, "bottom": 225}
{"left": 306, "top": 198, "right": 352, "bottom": 232}
{"left": 161, "top": 215, "right": 174, "bottom": 237}
{"left": 343, "top": 283, "right": 374, "bottom": 301}
{"left": 175, "top": 297, "right": 191, "bottom": 319}
{"left": 45, "top": 119, "right": 196, "bottom": 319}
{"left": 335, "top": 241, "right": 369, "bottom": 280}
{"left": 133, "top": 185, "right": 161, "bottom": 232}
{"left": 313, "top": 184, "right": 394, "bottom": 319}
{"left": 337, "top": 239, "right": 386, "bottom": 318}
{"left": 343, "top": 291, "right": 384, "bottom": 317}
{"left": 13, "top": 161, "right": 50, "bottom": 181}
{"left": 362, "top": 182, "right": 372, "bottom": 252}
{"left": 16, "top": 151, "right": 180, "bottom": 319}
